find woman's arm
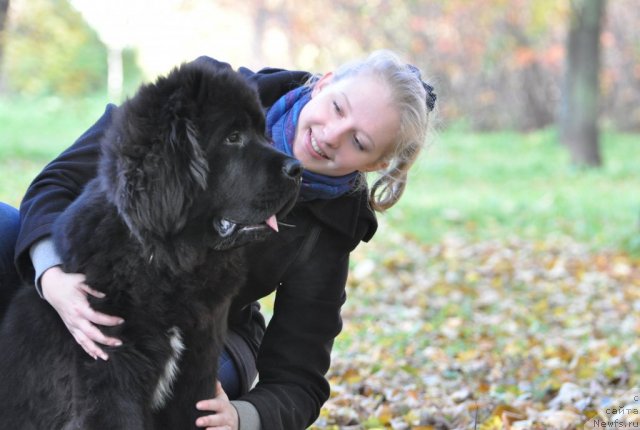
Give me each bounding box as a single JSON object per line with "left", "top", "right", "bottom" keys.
{"left": 243, "top": 231, "right": 353, "bottom": 429}
{"left": 16, "top": 104, "right": 117, "bottom": 280}
{"left": 16, "top": 104, "right": 124, "bottom": 359}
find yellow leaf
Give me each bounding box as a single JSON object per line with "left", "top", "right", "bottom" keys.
{"left": 479, "top": 405, "right": 526, "bottom": 430}
{"left": 477, "top": 381, "right": 491, "bottom": 393}
{"left": 342, "top": 368, "right": 361, "bottom": 384}
{"left": 375, "top": 404, "right": 393, "bottom": 425}
{"left": 479, "top": 415, "right": 503, "bottom": 430}
{"left": 494, "top": 404, "right": 526, "bottom": 424}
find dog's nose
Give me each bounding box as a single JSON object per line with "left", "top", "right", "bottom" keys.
{"left": 282, "top": 158, "right": 303, "bottom": 179}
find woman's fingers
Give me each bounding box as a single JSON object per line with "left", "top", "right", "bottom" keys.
{"left": 80, "top": 302, "right": 124, "bottom": 327}
{"left": 42, "top": 267, "right": 124, "bottom": 360}
{"left": 79, "top": 283, "right": 124, "bottom": 327}
{"left": 76, "top": 294, "right": 124, "bottom": 354}
{"left": 69, "top": 316, "right": 114, "bottom": 360}
{"left": 195, "top": 409, "right": 233, "bottom": 429}
{"left": 70, "top": 327, "right": 108, "bottom": 360}
{"left": 195, "top": 383, "right": 238, "bottom": 429}
{"left": 80, "top": 283, "right": 106, "bottom": 299}
{"left": 81, "top": 316, "right": 122, "bottom": 346}
{"left": 195, "top": 399, "right": 218, "bottom": 411}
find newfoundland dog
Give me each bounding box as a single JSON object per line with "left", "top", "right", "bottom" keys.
{"left": 0, "top": 59, "right": 301, "bottom": 429}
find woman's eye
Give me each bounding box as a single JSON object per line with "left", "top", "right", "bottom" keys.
{"left": 333, "top": 101, "right": 343, "bottom": 116}
{"left": 354, "top": 136, "right": 365, "bottom": 151}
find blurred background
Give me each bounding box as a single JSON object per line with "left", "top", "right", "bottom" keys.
{"left": 1, "top": 0, "right": 639, "bottom": 130}
{"left": 2, "top": 0, "right": 638, "bottom": 254}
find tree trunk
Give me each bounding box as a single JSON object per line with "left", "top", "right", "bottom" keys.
{"left": 0, "top": 0, "right": 10, "bottom": 94}
{"left": 560, "top": 0, "right": 606, "bottom": 167}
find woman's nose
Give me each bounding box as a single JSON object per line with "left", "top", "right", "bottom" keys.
{"left": 324, "top": 138, "right": 339, "bottom": 149}
{"left": 323, "top": 123, "right": 348, "bottom": 148}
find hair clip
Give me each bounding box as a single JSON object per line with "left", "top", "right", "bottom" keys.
{"left": 407, "top": 64, "right": 437, "bottom": 112}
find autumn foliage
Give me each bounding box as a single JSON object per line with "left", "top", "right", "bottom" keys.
{"left": 311, "top": 233, "right": 640, "bottom": 429}
{"left": 3, "top": 0, "right": 639, "bottom": 131}
{"left": 236, "top": 0, "right": 639, "bottom": 132}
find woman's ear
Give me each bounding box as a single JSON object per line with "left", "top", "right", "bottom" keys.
{"left": 311, "top": 72, "right": 334, "bottom": 97}
{"left": 361, "top": 159, "right": 389, "bottom": 173}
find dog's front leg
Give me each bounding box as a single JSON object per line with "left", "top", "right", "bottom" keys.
{"left": 152, "top": 324, "right": 224, "bottom": 429}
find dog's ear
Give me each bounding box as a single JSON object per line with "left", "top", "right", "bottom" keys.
{"left": 104, "top": 75, "right": 210, "bottom": 241}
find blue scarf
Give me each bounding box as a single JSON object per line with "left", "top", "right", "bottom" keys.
{"left": 266, "top": 86, "right": 358, "bottom": 202}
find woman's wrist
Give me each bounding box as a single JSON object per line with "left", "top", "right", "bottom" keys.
{"left": 230, "top": 401, "right": 261, "bottom": 430}
{"left": 40, "top": 265, "right": 64, "bottom": 302}
{"left": 29, "top": 237, "right": 63, "bottom": 298}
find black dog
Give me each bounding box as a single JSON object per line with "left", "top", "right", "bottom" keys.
{"left": 0, "top": 60, "right": 301, "bottom": 429}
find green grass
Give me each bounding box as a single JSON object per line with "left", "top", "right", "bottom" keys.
{"left": 0, "top": 95, "right": 107, "bottom": 206}
{"left": 388, "top": 128, "right": 640, "bottom": 254}
{"left": 2, "top": 95, "right": 639, "bottom": 253}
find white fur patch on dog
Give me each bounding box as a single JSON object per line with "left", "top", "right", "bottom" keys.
{"left": 151, "top": 326, "right": 185, "bottom": 410}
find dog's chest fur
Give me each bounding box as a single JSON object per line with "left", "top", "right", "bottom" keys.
{"left": 152, "top": 326, "right": 185, "bottom": 410}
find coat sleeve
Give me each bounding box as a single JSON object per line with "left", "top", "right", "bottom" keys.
{"left": 238, "top": 66, "right": 312, "bottom": 109}
{"left": 15, "top": 104, "right": 116, "bottom": 280}
{"left": 194, "top": 55, "right": 308, "bottom": 109}
{"left": 239, "top": 226, "right": 354, "bottom": 429}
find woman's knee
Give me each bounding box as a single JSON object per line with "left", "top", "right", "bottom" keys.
{"left": 0, "top": 202, "right": 20, "bottom": 267}
{"left": 0, "top": 202, "right": 21, "bottom": 316}
{"left": 218, "top": 348, "right": 242, "bottom": 399}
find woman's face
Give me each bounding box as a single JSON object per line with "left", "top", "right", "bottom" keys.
{"left": 292, "top": 73, "right": 400, "bottom": 177}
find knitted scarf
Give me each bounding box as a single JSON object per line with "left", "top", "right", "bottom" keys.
{"left": 265, "top": 86, "right": 358, "bottom": 202}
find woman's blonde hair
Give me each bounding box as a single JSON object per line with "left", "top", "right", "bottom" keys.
{"left": 328, "top": 50, "right": 435, "bottom": 212}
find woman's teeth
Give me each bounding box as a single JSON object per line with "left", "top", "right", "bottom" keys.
{"left": 310, "top": 135, "right": 328, "bottom": 158}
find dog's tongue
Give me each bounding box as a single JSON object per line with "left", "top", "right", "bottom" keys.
{"left": 265, "top": 215, "right": 279, "bottom": 232}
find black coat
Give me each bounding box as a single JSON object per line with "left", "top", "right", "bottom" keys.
{"left": 15, "top": 60, "right": 377, "bottom": 429}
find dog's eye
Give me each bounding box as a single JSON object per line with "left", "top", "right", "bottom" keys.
{"left": 226, "top": 132, "right": 243, "bottom": 145}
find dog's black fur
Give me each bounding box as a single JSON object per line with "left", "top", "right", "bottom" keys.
{"left": 0, "top": 60, "right": 301, "bottom": 429}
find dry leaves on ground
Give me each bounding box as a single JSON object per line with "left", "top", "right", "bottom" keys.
{"left": 311, "top": 230, "right": 640, "bottom": 430}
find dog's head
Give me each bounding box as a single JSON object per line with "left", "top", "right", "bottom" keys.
{"left": 99, "top": 59, "right": 301, "bottom": 269}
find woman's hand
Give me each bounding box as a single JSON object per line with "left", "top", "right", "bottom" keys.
{"left": 195, "top": 381, "right": 239, "bottom": 430}
{"left": 41, "top": 266, "right": 124, "bottom": 360}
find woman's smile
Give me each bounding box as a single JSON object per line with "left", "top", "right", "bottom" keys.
{"left": 309, "top": 132, "right": 330, "bottom": 160}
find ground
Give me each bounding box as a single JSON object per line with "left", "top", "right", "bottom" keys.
{"left": 311, "top": 226, "right": 640, "bottom": 429}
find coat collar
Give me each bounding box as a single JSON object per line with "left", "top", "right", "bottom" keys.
{"left": 302, "top": 187, "right": 378, "bottom": 243}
